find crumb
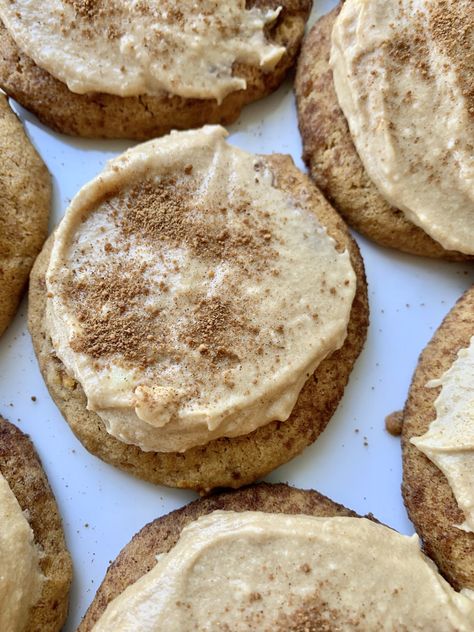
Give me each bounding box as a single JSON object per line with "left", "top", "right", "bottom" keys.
{"left": 385, "top": 410, "right": 403, "bottom": 436}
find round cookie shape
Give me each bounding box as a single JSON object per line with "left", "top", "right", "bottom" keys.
{"left": 78, "top": 483, "right": 474, "bottom": 631}
{"left": 295, "top": 5, "right": 472, "bottom": 261}
{"left": 0, "top": 94, "right": 50, "bottom": 337}
{"left": 28, "top": 148, "right": 369, "bottom": 493}
{"left": 0, "top": 0, "right": 312, "bottom": 140}
{"left": 402, "top": 286, "right": 474, "bottom": 590}
{"left": 0, "top": 416, "right": 72, "bottom": 632}
{"left": 78, "top": 483, "right": 364, "bottom": 631}
{"left": 45, "top": 127, "right": 357, "bottom": 455}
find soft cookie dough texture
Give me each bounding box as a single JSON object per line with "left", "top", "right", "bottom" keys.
{"left": 79, "top": 484, "right": 474, "bottom": 632}
{"left": 0, "top": 416, "right": 72, "bottom": 632}
{"left": 0, "top": 0, "right": 312, "bottom": 139}
{"left": 403, "top": 287, "right": 474, "bottom": 591}
{"left": 0, "top": 93, "right": 50, "bottom": 337}
{"left": 29, "top": 127, "right": 368, "bottom": 492}
{"left": 296, "top": 1, "right": 474, "bottom": 260}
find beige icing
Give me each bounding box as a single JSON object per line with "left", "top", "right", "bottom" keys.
{"left": 45, "top": 126, "right": 356, "bottom": 454}
{"left": 0, "top": 471, "right": 43, "bottom": 632}
{"left": 0, "top": 0, "right": 285, "bottom": 103}
{"left": 412, "top": 335, "right": 474, "bottom": 533}
{"left": 331, "top": 0, "right": 474, "bottom": 254}
{"left": 92, "top": 510, "right": 474, "bottom": 631}
{"left": 47, "top": 127, "right": 356, "bottom": 451}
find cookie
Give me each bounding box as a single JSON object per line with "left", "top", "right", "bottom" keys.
{"left": 0, "top": 0, "right": 311, "bottom": 140}
{"left": 402, "top": 286, "right": 474, "bottom": 590}
{"left": 0, "top": 416, "right": 72, "bottom": 632}
{"left": 78, "top": 482, "right": 474, "bottom": 630}
{"left": 28, "top": 152, "right": 369, "bottom": 493}
{"left": 78, "top": 482, "right": 362, "bottom": 631}
{"left": 0, "top": 93, "right": 50, "bottom": 337}
{"left": 295, "top": 5, "right": 472, "bottom": 261}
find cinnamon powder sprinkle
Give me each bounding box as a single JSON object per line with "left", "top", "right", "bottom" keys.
{"left": 62, "top": 0, "right": 122, "bottom": 38}
{"left": 427, "top": 0, "right": 473, "bottom": 115}
{"left": 61, "top": 172, "right": 283, "bottom": 375}
{"left": 385, "top": 1, "right": 473, "bottom": 113}
{"left": 183, "top": 295, "right": 259, "bottom": 363}
{"left": 276, "top": 597, "right": 364, "bottom": 631}
{"left": 66, "top": 263, "right": 167, "bottom": 367}
{"left": 116, "top": 178, "right": 277, "bottom": 270}
{"left": 64, "top": 0, "right": 101, "bottom": 19}
{"left": 384, "top": 22, "right": 431, "bottom": 80}
{"left": 60, "top": 1, "right": 243, "bottom": 44}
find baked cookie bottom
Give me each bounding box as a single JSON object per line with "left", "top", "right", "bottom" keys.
{"left": 78, "top": 482, "right": 363, "bottom": 631}
{"left": 0, "top": 93, "right": 50, "bottom": 337}
{"left": 0, "top": 0, "right": 311, "bottom": 140}
{"left": 0, "top": 416, "right": 72, "bottom": 632}
{"left": 28, "top": 154, "right": 369, "bottom": 493}
{"left": 402, "top": 286, "right": 474, "bottom": 590}
{"left": 295, "top": 5, "right": 472, "bottom": 261}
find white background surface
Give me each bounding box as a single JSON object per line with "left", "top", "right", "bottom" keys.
{"left": 1, "top": 1, "right": 473, "bottom": 629}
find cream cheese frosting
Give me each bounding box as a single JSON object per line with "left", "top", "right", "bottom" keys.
{"left": 331, "top": 0, "right": 474, "bottom": 254}
{"left": 91, "top": 510, "right": 474, "bottom": 631}
{"left": 0, "top": 471, "right": 43, "bottom": 632}
{"left": 412, "top": 335, "right": 474, "bottom": 533}
{"left": 45, "top": 126, "right": 356, "bottom": 454}
{"left": 0, "top": 1, "right": 285, "bottom": 103}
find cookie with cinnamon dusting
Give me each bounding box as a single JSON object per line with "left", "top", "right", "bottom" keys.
{"left": 0, "top": 0, "right": 311, "bottom": 139}
{"left": 28, "top": 152, "right": 368, "bottom": 492}
{"left": 0, "top": 94, "right": 50, "bottom": 337}
{"left": 295, "top": 5, "right": 472, "bottom": 261}
{"left": 78, "top": 483, "right": 474, "bottom": 630}
{"left": 0, "top": 416, "right": 72, "bottom": 632}
{"left": 77, "top": 483, "right": 364, "bottom": 631}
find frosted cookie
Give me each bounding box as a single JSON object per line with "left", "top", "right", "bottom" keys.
{"left": 0, "top": 93, "right": 50, "bottom": 337}
{"left": 29, "top": 126, "right": 368, "bottom": 492}
{"left": 402, "top": 286, "right": 474, "bottom": 590}
{"left": 0, "top": 0, "right": 311, "bottom": 139}
{"left": 78, "top": 483, "right": 474, "bottom": 631}
{"left": 0, "top": 416, "right": 72, "bottom": 632}
{"left": 296, "top": 2, "right": 474, "bottom": 260}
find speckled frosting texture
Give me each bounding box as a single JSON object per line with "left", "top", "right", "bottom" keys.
{"left": 0, "top": 0, "right": 284, "bottom": 101}
{"left": 46, "top": 126, "right": 356, "bottom": 453}
{"left": 331, "top": 0, "right": 474, "bottom": 254}
{"left": 91, "top": 511, "right": 474, "bottom": 631}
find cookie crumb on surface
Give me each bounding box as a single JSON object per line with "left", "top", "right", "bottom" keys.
{"left": 385, "top": 411, "right": 403, "bottom": 437}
